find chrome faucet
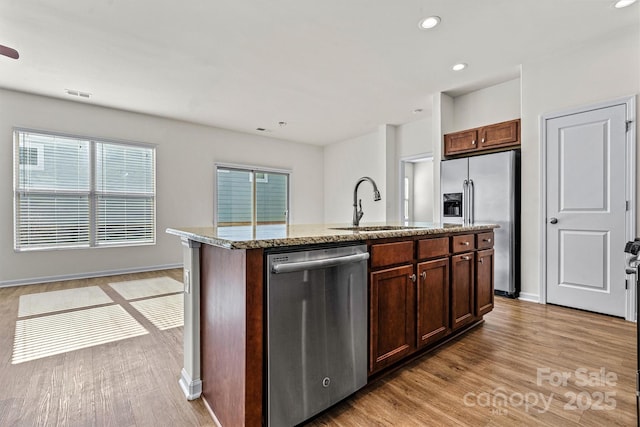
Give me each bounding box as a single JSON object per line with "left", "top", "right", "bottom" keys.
{"left": 353, "top": 176, "right": 381, "bottom": 227}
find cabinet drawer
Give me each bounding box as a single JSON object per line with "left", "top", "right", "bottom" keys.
{"left": 476, "top": 232, "right": 494, "bottom": 249}
{"left": 452, "top": 234, "right": 475, "bottom": 253}
{"left": 370, "top": 241, "right": 414, "bottom": 268}
{"left": 417, "top": 237, "right": 449, "bottom": 260}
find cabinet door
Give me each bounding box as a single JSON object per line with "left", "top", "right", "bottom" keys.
{"left": 451, "top": 252, "right": 475, "bottom": 330}
{"left": 475, "top": 249, "right": 495, "bottom": 317}
{"left": 479, "top": 119, "right": 520, "bottom": 149}
{"left": 444, "top": 129, "right": 478, "bottom": 156}
{"left": 370, "top": 264, "right": 415, "bottom": 373}
{"left": 417, "top": 258, "right": 450, "bottom": 348}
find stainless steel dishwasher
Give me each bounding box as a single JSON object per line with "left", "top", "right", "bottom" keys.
{"left": 266, "top": 244, "right": 369, "bottom": 427}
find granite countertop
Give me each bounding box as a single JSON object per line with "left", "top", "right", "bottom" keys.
{"left": 166, "top": 222, "right": 498, "bottom": 250}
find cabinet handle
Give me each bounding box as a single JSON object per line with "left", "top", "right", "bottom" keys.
{"left": 421, "top": 271, "right": 427, "bottom": 280}
{"left": 471, "top": 140, "right": 476, "bottom": 145}
{"left": 410, "top": 274, "right": 417, "bottom": 282}
{"left": 483, "top": 238, "right": 492, "bottom": 243}
{"left": 479, "top": 258, "right": 484, "bottom": 264}
{"left": 462, "top": 256, "right": 471, "bottom": 261}
{"left": 461, "top": 241, "right": 470, "bottom": 246}
{"left": 481, "top": 138, "right": 485, "bottom": 143}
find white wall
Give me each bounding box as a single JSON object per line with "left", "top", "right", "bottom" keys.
{"left": 0, "top": 89, "right": 324, "bottom": 285}
{"left": 413, "top": 160, "right": 434, "bottom": 222}
{"left": 323, "top": 129, "right": 386, "bottom": 224}
{"left": 432, "top": 92, "right": 454, "bottom": 222}
{"left": 520, "top": 26, "right": 639, "bottom": 301}
{"left": 383, "top": 125, "right": 400, "bottom": 222}
{"left": 452, "top": 78, "right": 521, "bottom": 131}
{"left": 397, "top": 117, "right": 432, "bottom": 158}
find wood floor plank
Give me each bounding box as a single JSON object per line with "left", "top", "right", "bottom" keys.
{"left": 0, "top": 270, "right": 635, "bottom": 426}
{"left": 308, "top": 297, "right": 636, "bottom": 427}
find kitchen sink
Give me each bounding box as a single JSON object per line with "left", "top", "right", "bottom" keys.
{"left": 329, "top": 225, "right": 422, "bottom": 232}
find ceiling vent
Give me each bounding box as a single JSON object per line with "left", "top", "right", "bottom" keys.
{"left": 65, "top": 89, "right": 92, "bottom": 99}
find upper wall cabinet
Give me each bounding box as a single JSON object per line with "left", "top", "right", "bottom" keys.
{"left": 444, "top": 119, "right": 520, "bottom": 157}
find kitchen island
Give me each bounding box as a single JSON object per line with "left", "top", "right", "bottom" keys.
{"left": 167, "top": 222, "right": 498, "bottom": 427}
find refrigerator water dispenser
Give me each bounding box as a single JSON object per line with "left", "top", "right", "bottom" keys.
{"left": 443, "top": 193, "right": 463, "bottom": 217}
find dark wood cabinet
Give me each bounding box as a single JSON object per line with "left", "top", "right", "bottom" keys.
{"left": 369, "top": 265, "right": 415, "bottom": 373}
{"left": 443, "top": 129, "right": 478, "bottom": 156}
{"left": 451, "top": 252, "right": 475, "bottom": 330}
{"left": 475, "top": 249, "right": 495, "bottom": 317}
{"left": 370, "top": 240, "right": 414, "bottom": 269}
{"left": 368, "top": 230, "right": 494, "bottom": 375}
{"left": 444, "top": 118, "right": 520, "bottom": 157}
{"left": 452, "top": 234, "right": 475, "bottom": 253}
{"left": 417, "top": 258, "right": 450, "bottom": 348}
{"left": 476, "top": 231, "right": 494, "bottom": 250}
{"left": 417, "top": 237, "right": 449, "bottom": 260}
{"left": 479, "top": 120, "right": 520, "bottom": 150}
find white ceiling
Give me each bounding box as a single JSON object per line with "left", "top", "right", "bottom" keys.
{"left": 0, "top": 0, "right": 637, "bottom": 145}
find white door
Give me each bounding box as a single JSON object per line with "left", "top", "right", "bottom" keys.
{"left": 546, "top": 104, "right": 628, "bottom": 317}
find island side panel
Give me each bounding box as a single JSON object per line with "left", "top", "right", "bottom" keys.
{"left": 244, "top": 248, "right": 264, "bottom": 426}
{"left": 200, "top": 244, "right": 264, "bottom": 427}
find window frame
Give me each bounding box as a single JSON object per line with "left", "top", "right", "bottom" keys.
{"left": 214, "top": 163, "right": 291, "bottom": 227}
{"left": 13, "top": 128, "right": 157, "bottom": 252}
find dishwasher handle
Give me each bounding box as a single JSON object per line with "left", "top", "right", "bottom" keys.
{"left": 271, "top": 252, "right": 370, "bottom": 274}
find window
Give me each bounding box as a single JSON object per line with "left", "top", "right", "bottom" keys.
{"left": 14, "top": 129, "right": 156, "bottom": 251}
{"left": 403, "top": 176, "right": 410, "bottom": 221}
{"left": 216, "top": 165, "right": 289, "bottom": 227}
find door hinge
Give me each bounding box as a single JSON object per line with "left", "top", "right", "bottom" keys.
{"left": 626, "top": 279, "right": 629, "bottom": 290}
{"left": 627, "top": 120, "right": 633, "bottom": 132}
{"left": 626, "top": 200, "right": 631, "bottom": 211}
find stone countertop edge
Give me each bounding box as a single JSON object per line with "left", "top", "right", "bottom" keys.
{"left": 166, "top": 223, "right": 499, "bottom": 250}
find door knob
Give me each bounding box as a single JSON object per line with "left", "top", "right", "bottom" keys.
{"left": 549, "top": 217, "right": 558, "bottom": 224}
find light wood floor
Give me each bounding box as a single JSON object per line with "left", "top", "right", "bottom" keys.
{"left": 0, "top": 270, "right": 636, "bottom": 426}
{"left": 0, "top": 269, "right": 214, "bottom": 427}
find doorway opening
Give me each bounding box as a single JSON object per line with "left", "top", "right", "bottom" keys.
{"left": 400, "top": 155, "right": 434, "bottom": 223}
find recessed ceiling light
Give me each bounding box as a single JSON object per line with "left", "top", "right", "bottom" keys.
{"left": 613, "top": 0, "right": 637, "bottom": 8}
{"left": 418, "top": 16, "right": 441, "bottom": 29}
{"left": 452, "top": 63, "right": 467, "bottom": 71}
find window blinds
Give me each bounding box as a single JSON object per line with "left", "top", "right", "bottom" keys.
{"left": 95, "top": 142, "right": 155, "bottom": 245}
{"left": 216, "top": 166, "right": 288, "bottom": 227}
{"left": 14, "top": 130, "right": 155, "bottom": 250}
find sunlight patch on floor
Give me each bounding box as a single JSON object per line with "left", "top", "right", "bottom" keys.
{"left": 130, "top": 294, "right": 183, "bottom": 330}
{"left": 109, "top": 277, "right": 183, "bottom": 300}
{"left": 18, "top": 286, "right": 113, "bottom": 317}
{"left": 12, "top": 305, "right": 148, "bottom": 364}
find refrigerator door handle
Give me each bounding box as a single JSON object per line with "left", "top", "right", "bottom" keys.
{"left": 469, "top": 179, "right": 475, "bottom": 224}
{"left": 463, "top": 179, "right": 469, "bottom": 225}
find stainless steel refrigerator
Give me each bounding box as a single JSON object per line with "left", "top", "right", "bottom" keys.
{"left": 441, "top": 150, "right": 520, "bottom": 297}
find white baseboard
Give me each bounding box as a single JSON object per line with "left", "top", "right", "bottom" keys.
{"left": 0, "top": 263, "right": 183, "bottom": 288}
{"left": 179, "top": 368, "right": 202, "bottom": 401}
{"left": 517, "top": 292, "right": 541, "bottom": 303}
